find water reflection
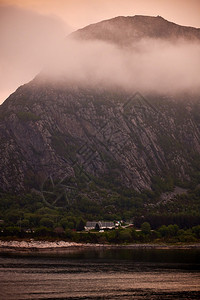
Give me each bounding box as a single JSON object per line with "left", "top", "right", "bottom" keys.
{"left": 0, "top": 248, "right": 200, "bottom": 299}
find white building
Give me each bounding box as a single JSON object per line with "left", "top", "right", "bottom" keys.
{"left": 85, "top": 221, "right": 115, "bottom": 231}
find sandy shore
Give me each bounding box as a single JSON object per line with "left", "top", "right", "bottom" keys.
{"left": 0, "top": 240, "right": 200, "bottom": 254}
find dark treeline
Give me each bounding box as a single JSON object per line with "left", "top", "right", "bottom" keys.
{"left": 134, "top": 214, "right": 200, "bottom": 229}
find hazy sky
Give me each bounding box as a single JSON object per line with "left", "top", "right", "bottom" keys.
{"left": 1, "top": 0, "right": 200, "bottom": 29}
{"left": 0, "top": 0, "right": 200, "bottom": 103}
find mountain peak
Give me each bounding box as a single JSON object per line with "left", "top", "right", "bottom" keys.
{"left": 71, "top": 15, "right": 200, "bottom": 45}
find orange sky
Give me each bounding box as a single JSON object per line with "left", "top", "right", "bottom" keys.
{"left": 1, "top": 0, "right": 200, "bottom": 29}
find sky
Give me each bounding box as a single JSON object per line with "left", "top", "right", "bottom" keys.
{"left": 0, "top": 0, "right": 200, "bottom": 103}
{"left": 1, "top": 0, "right": 200, "bottom": 29}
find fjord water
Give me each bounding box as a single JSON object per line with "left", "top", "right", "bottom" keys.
{"left": 0, "top": 248, "right": 200, "bottom": 299}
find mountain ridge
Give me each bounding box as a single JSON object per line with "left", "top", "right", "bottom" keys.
{"left": 71, "top": 15, "right": 200, "bottom": 45}
{"left": 0, "top": 15, "right": 200, "bottom": 198}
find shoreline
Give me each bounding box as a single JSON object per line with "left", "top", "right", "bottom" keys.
{"left": 1, "top": 239, "right": 200, "bottom": 254}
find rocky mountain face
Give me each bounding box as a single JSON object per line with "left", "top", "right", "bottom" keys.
{"left": 1, "top": 85, "right": 200, "bottom": 194}
{"left": 0, "top": 16, "right": 200, "bottom": 196}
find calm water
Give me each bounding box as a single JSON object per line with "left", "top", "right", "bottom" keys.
{"left": 0, "top": 248, "right": 200, "bottom": 299}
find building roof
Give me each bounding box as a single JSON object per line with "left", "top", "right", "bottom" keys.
{"left": 99, "top": 221, "right": 115, "bottom": 228}
{"left": 85, "top": 221, "right": 98, "bottom": 227}
{"left": 85, "top": 221, "right": 115, "bottom": 229}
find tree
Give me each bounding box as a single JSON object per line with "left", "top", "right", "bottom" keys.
{"left": 131, "top": 228, "right": 138, "bottom": 240}
{"left": 3, "top": 226, "right": 21, "bottom": 236}
{"left": 118, "top": 229, "right": 132, "bottom": 243}
{"left": 168, "top": 224, "right": 179, "bottom": 237}
{"left": 141, "top": 222, "right": 151, "bottom": 234}
{"left": 95, "top": 223, "right": 100, "bottom": 231}
{"left": 19, "top": 219, "right": 29, "bottom": 229}
{"left": 158, "top": 225, "right": 169, "bottom": 237}
{"left": 76, "top": 219, "right": 85, "bottom": 231}
{"left": 34, "top": 226, "right": 52, "bottom": 237}
{"left": 192, "top": 225, "right": 200, "bottom": 238}
{"left": 39, "top": 217, "right": 54, "bottom": 229}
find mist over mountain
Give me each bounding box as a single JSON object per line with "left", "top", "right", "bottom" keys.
{"left": 41, "top": 15, "right": 200, "bottom": 94}
{"left": 1, "top": 15, "right": 200, "bottom": 202}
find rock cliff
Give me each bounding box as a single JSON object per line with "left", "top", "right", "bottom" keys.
{"left": 0, "top": 16, "right": 200, "bottom": 197}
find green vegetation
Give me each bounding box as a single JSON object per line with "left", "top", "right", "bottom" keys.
{"left": 141, "top": 222, "right": 151, "bottom": 234}
{"left": 0, "top": 177, "right": 199, "bottom": 244}
{"left": 1, "top": 221, "right": 200, "bottom": 244}
{"left": 0, "top": 167, "right": 199, "bottom": 244}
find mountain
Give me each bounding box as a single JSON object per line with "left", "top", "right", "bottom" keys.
{"left": 0, "top": 15, "right": 200, "bottom": 200}
{"left": 72, "top": 15, "right": 200, "bottom": 45}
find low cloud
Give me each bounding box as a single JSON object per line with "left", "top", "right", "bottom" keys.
{"left": 1, "top": 6, "right": 199, "bottom": 102}
{"left": 43, "top": 37, "right": 200, "bottom": 95}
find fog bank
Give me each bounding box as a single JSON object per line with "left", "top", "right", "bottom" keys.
{"left": 43, "top": 37, "right": 200, "bottom": 94}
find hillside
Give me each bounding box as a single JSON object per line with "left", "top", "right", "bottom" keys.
{"left": 0, "top": 15, "right": 200, "bottom": 206}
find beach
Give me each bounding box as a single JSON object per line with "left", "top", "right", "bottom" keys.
{"left": 0, "top": 239, "right": 200, "bottom": 255}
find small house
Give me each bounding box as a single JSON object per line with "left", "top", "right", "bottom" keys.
{"left": 85, "top": 221, "right": 115, "bottom": 231}
{"left": 85, "top": 221, "right": 99, "bottom": 231}
{"left": 99, "top": 221, "right": 115, "bottom": 230}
